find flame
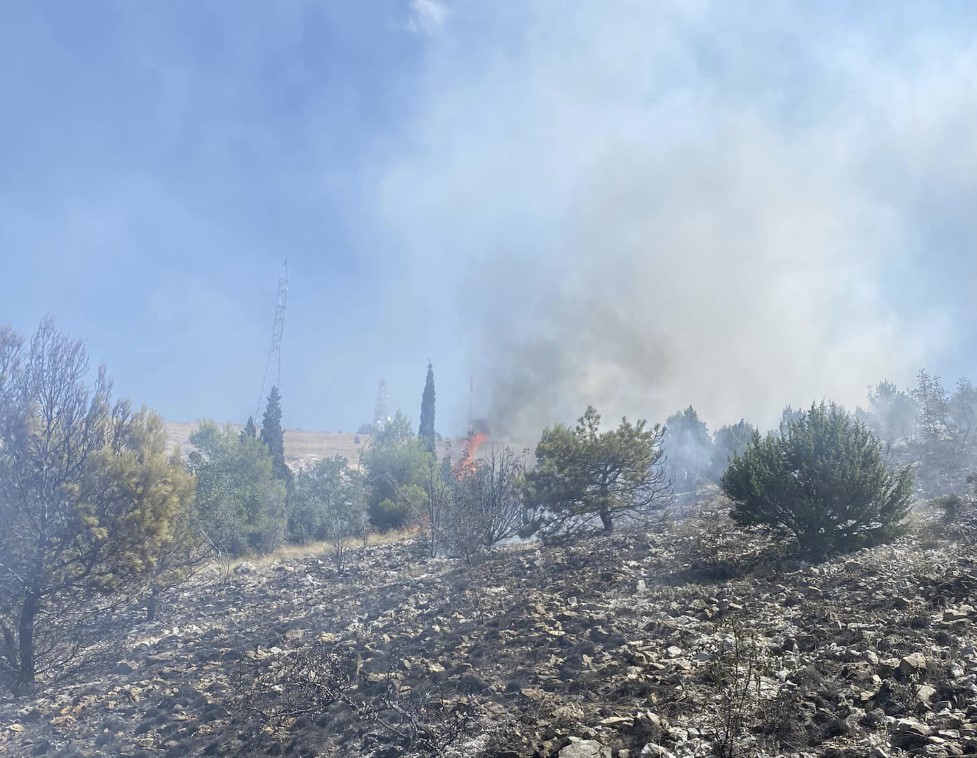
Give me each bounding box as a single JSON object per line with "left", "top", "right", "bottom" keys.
{"left": 455, "top": 431, "right": 488, "bottom": 478}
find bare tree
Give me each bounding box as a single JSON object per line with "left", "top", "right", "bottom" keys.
{"left": 448, "top": 446, "right": 526, "bottom": 562}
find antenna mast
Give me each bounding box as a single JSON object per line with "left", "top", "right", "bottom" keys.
{"left": 256, "top": 261, "right": 289, "bottom": 417}
{"left": 373, "top": 380, "right": 389, "bottom": 433}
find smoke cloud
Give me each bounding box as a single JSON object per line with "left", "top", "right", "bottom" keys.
{"left": 374, "top": 1, "right": 974, "bottom": 438}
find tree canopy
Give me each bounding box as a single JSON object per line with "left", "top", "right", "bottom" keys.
{"left": 260, "top": 386, "right": 288, "bottom": 483}
{"left": 523, "top": 406, "right": 670, "bottom": 536}
{"left": 0, "top": 320, "right": 194, "bottom": 690}
{"left": 361, "top": 410, "right": 430, "bottom": 530}
{"left": 188, "top": 422, "right": 286, "bottom": 556}
{"left": 721, "top": 402, "right": 913, "bottom": 558}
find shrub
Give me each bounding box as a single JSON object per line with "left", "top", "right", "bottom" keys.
{"left": 721, "top": 402, "right": 913, "bottom": 559}
{"left": 932, "top": 474, "right": 977, "bottom": 538}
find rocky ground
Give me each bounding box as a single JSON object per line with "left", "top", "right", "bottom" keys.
{"left": 1, "top": 504, "right": 976, "bottom": 757}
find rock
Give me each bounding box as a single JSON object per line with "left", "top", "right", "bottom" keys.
{"left": 558, "top": 738, "right": 612, "bottom": 758}
{"left": 916, "top": 684, "right": 938, "bottom": 705}
{"left": 599, "top": 715, "right": 634, "bottom": 728}
{"left": 893, "top": 718, "right": 933, "bottom": 749}
{"left": 944, "top": 608, "right": 970, "bottom": 622}
{"left": 640, "top": 745, "right": 676, "bottom": 758}
{"left": 898, "top": 653, "right": 928, "bottom": 679}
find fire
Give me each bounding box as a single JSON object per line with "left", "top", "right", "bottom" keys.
{"left": 454, "top": 423, "right": 489, "bottom": 478}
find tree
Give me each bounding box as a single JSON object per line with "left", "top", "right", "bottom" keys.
{"left": 418, "top": 361, "right": 436, "bottom": 453}
{"left": 261, "top": 386, "right": 288, "bottom": 483}
{"left": 912, "top": 370, "right": 955, "bottom": 442}
{"left": 241, "top": 416, "right": 258, "bottom": 441}
{"left": 710, "top": 419, "right": 757, "bottom": 481}
{"left": 911, "top": 370, "right": 966, "bottom": 495}
{"left": 859, "top": 380, "right": 917, "bottom": 447}
{"left": 779, "top": 405, "right": 804, "bottom": 430}
{"left": 361, "top": 411, "right": 430, "bottom": 530}
{"left": 721, "top": 402, "right": 913, "bottom": 559}
{"left": 664, "top": 405, "right": 714, "bottom": 494}
{"left": 289, "top": 457, "right": 367, "bottom": 569}
{"left": 950, "top": 378, "right": 977, "bottom": 456}
{"left": 0, "top": 320, "right": 195, "bottom": 691}
{"left": 523, "top": 406, "right": 671, "bottom": 537}
{"left": 188, "top": 422, "right": 286, "bottom": 556}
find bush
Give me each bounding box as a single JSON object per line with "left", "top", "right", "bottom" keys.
{"left": 721, "top": 402, "right": 913, "bottom": 559}
{"left": 933, "top": 474, "right": 977, "bottom": 537}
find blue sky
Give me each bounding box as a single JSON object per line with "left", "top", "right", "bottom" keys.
{"left": 2, "top": 2, "right": 976, "bottom": 437}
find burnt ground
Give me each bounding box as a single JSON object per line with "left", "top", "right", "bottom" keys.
{"left": 1, "top": 505, "right": 976, "bottom": 758}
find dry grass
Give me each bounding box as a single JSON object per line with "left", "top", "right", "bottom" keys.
{"left": 222, "top": 527, "right": 422, "bottom": 571}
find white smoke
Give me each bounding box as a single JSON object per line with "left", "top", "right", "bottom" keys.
{"left": 374, "top": 1, "right": 973, "bottom": 437}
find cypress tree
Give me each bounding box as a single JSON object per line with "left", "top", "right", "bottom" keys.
{"left": 261, "top": 386, "right": 288, "bottom": 482}
{"left": 418, "top": 361, "right": 436, "bottom": 453}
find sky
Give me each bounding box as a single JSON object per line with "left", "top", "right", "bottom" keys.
{"left": 1, "top": 1, "right": 976, "bottom": 439}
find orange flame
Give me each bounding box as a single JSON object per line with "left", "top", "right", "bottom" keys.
{"left": 455, "top": 431, "right": 488, "bottom": 478}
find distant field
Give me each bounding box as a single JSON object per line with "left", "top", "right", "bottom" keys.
{"left": 163, "top": 422, "right": 524, "bottom": 469}
{"left": 164, "top": 422, "right": 369, "bottom": 468}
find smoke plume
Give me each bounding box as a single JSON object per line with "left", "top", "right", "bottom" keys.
{"left": 375, "top": 2, "right": 975, "bottom": 438}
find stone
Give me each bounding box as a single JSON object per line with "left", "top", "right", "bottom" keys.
{"left": 899, "top": 653, "right": 928, "bottom": 679}
{"left": 558, "top": 738, "right": 612, "bottom": 758}
{"left": 916, "top": 684, "right": 938, "bottom": 705}
{"left": 640, "top": 745, "right": 676, "bottom": 758}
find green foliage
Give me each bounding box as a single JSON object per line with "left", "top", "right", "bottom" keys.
{"left": 260, "top": 386, "right": 288, "bottom": 483}
{"left": 721, "top": 402, "right": 913, "bottom": 558}
{"left": 361, "top": 411, "right": 430, "bottom": 530}
{"left": 523, "top": 406, "right": 671, "bottom": 536}
{"left": 188, "top": 422, "right": 286, "bottom": 557}
{"left": 710, "top": 419, "right": 757, "bottom": 481}
{"left": 241, "top": 416, "right": 258, "bottom": 441}
{"left": 289, "top": 456, "right": 367, "bottom": 550}
{"left": 0, "top": 320, "right": 195, "bottom": 690}
{"left": 664, "top": 405, "right": 713, "bottom": 493}
{"left": 418, "top": 361, "right": 436, "bottom": 454}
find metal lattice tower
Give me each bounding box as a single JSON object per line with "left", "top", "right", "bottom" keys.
{"left": 373, "top": 380, "right": 389, "bottom": 433}
{"left": 256, "top": 261, "right": 288, "bottom": 418}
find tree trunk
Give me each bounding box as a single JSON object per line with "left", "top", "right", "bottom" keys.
{"left": 16, "top": 593, "right": 40, "bottom": 691}
{"left": 599, "top": 506, "right": 613, "bottom": 531}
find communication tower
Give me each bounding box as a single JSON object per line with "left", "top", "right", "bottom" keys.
{"left": 373, "top": 380, "right": 389, "bottom": 432}
{"left": 256, "top": 261, "right": 288, "bottom": 417}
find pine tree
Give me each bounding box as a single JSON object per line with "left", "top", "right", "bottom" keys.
{"left": 241, "top": 415, "right": 258, "bottom": 441}
{"left": 261, "top": 386, "right": 288, "bottom": 482}
{"left": 0, "top": 321, "right": 195, "bottom": 690}
{"left": 418, "top": 361, "right": 436, "bottom": 453}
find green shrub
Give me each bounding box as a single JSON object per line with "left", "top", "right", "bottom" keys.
{"left": 721, "top": 402, "right": 913, "bottom": 559}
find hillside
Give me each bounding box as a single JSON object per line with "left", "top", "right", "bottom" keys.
{"left": 1, "top": 507, "right": 975, "bottom": 757}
